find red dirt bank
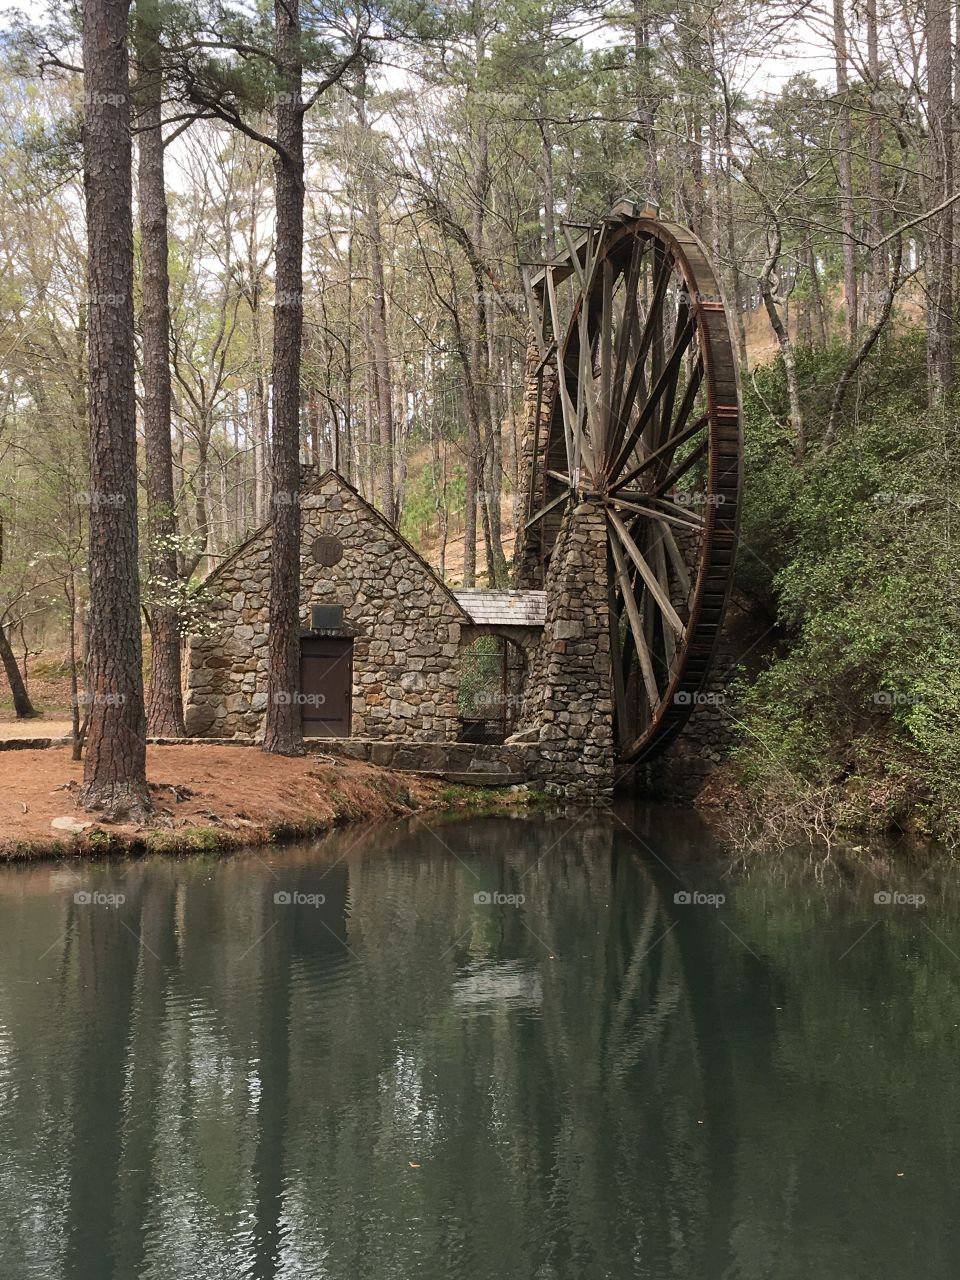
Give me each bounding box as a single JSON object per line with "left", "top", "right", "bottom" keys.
{"left": 0, "top": 744, "right": 456, "bottom": 860}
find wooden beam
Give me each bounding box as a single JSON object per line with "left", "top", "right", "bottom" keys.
{"left": 608, "top": 508, "right": 686, "bottom": 638}
{"left": 609, "top": 314, "right": 695, "bottom": 482}
{"left": 612, "top": 408, "right": 707, "bottom": 490}
{"left": 608, "top": 526, "right": 659, "bottom": 711}
{"left": 524, "top": 488, "right": 569, "bottom": 530}
{"left": 608, "top": 495, "right": 705, "bottom": 533}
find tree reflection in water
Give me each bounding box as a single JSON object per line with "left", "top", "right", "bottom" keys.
{"left": 0, "top": 809, "right": 959, "bottom": 1278}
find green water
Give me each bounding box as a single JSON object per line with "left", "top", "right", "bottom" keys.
{"left": 0, "top": 806, "right": 957, "bottom": 1279}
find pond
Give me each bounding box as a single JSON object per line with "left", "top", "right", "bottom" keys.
{"left": 0, "top": 805, "right": 958, "bottom": 1279}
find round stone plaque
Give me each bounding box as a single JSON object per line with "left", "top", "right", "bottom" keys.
{"left": 312, "top": 535, "right": 344, "bottom": 567}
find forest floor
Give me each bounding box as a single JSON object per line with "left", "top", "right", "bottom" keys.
{"left": 0, "top": 744, "right": 510, "bottom": 861}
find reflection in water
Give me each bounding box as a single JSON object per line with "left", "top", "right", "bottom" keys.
{"left": 0, "top": 808, "right": 958, "bottom": 1278}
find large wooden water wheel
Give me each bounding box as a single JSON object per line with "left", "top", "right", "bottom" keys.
{"left": 521, "top": 199, "right": 743, "bottom": 765}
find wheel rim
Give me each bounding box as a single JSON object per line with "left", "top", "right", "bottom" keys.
{"left": 524, "top": 206, "right": 743, "bottom": 765}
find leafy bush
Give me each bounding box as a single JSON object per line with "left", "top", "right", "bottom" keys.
{"left": 731, "top": 330, "right": 960, "bottom": 837}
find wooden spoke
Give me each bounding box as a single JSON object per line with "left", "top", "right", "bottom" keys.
{"left": 609, "top": 314, "right": 695, "bottom": 483}
{"left": 608, "top": 574, "right": 631, "bottom": 750}
{"left": 659, "top": 523, "right": 694, "bottom": 605}
{"left": 650, "top": 531, "right": 677, "bottom": 675}
{"left": 600, "top": 255, "right": 613, "bottom": 454}
{"left": 607, "top": 495, "right": 705, "bottom": 533}
{"left": 608, "top": 508, "right": 685, "bottom": 639}
{"left": 609, "top": 528, "right": 659, "bottom": 711}
{"left": 613, "top": 409, "right": 708, "bottom": 492}
{"left": 604, "top": 252, "right": 673, "bottom": 467}
{"left": 652, "top": 302, "right": 692, "bottom": 453}
{"left": 609, "top": 239, "right": 646, "bottom": 435}
{"left": 525, "top": 489, "right": 570, "bottom": 530}
{"left": 652, "top": 437, "right": 709, "bottom": 496}
{"left": 666, "top": 357, "right": 704, "bottom": 445}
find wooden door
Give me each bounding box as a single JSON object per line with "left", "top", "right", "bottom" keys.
{"left": 299, "top": 637, "right": 353, "bottom": 738}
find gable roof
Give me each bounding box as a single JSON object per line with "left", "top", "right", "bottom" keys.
{"left": 202, "top": 467, "right": 471, "bottom": 623}
{"left": 453, "top": 589, "right": 546, "bottom": 628}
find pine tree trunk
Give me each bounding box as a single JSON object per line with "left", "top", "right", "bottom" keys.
{"left": 78, "top": 0, "right": 150, "bottom": 818}
{"left": 137, "top": 1, "right": 185, "bottom": 738}
{"left": 262, "top": 0, "right": 305, "bottom": 756}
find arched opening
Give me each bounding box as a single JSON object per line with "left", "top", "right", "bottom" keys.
{"left": 457, "top": 635, "right": 527, "bottom": 744}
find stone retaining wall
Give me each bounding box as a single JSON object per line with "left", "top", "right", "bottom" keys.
{"left": 306, "top": 738, "right": 532, "bottom": 785}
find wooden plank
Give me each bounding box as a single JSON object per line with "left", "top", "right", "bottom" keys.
{"left": 522, "top": 266, "right": 549, "bottom": 359}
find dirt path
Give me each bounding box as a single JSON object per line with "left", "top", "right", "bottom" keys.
{"left": 0, "top": 718, "right": 72, "bottom": 741}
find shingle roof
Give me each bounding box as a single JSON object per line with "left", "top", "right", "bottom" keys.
{"left": 452, "top": 589, "right": 547, "bottom": 627}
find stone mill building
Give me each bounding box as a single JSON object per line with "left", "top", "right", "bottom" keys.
{"left": 182, "top": 467, "right": 567, "bottom": 785}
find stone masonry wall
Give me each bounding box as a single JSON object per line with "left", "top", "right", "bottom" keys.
{"left": 510, "top": 501, "right": 614, "bottom": 800}
{"left": 184, "top": 471, "right": 468, "bottom": 740}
